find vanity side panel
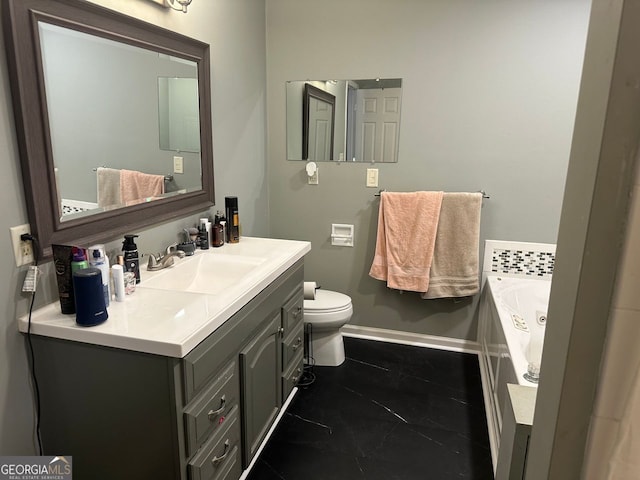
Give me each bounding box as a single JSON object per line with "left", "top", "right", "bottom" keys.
{"left": 31, "top": 336, "right": 181, "bottom": 480}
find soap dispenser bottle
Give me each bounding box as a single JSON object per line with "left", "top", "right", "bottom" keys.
{"left": 122, "top": 234, "right": 140, "bottom": 283}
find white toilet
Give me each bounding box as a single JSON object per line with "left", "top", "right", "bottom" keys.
{"left": 303, "top": 290, "right": 353, "bottom": 366}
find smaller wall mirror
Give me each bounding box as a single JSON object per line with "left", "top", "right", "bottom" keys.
{"left": 287, "top": 78, "right": 403, "bottom": 163}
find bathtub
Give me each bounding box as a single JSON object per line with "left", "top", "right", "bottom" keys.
{"left": 478, "top": 275, "right": 551, "bottom": 470}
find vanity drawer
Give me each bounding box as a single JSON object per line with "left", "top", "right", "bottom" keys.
{"left": 188, "top": 405, "right": 241, "bottom": 480}
{"left": 282, "top": 351, "right": 304, "bottom": 400}
{"left": 282, "top": 322, "right": 304, "bottom": 369}
{"left": 184, "top": 361, "right": 239, "bottom": 458}
{"left": 281, "top": 288, "right": 303, "bottom": 335}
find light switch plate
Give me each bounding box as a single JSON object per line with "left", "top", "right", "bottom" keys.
{"left": 173, "top": 156, "right": 184, "bottom": 174}
{"left": 366, "top": 168, "right": 379, "bottom": 187}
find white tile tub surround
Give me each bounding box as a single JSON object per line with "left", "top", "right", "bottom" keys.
{"left": 483, "top": 240, "right": 556, "bottom": 281}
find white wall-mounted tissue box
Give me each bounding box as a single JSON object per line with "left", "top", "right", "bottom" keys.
{"left": 331, "top": 224, "right": 354, "bottom": 247}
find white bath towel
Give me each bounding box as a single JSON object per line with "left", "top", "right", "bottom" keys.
{"left": 421, "top": 192, "right": 482, "bottom": 299}
{"left": 96, "top": 167, "right": 121, "bottom": 208}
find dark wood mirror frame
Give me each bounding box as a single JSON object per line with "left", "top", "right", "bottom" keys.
{"left": 302, "top": 83, "right": 335, "bottom": 161}
{"left": 3, "top": 0, "right": 215, "bottom": 259}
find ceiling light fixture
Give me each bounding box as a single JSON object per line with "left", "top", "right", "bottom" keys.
{"left": 166, "top": 0, "right": 192, "bottom": 13}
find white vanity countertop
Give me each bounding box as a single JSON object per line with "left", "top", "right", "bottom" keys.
{"left": 18, "top": 237, "right": 311, "bottom": 358}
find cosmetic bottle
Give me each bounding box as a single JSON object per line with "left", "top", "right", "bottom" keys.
{"left": 212, "top": 214, "right": 224, "bottom": 248}
{"left": 52, "top": 244, "right": 76, "bottom": 314}
{"left": 198, "top": 223, "right": 209, "bottom": 249}
{"left": 71, "top": 246, "right": 89, "bottom": 274}
{"left": 225, "top": 196, "right": 239, "bottom": 243}
{"left": 88, "top": 244, "right": 110, "bottom": 307}
{"left": 216, "top": 211, "right": 226, "bottom": 247}
{"left": 122, "top": 234, "right": 140, "bottom": 283}
{"left": 112, "top": 264, "right": 125, "bottom": 302}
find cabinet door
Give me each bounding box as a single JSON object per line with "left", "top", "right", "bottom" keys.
{"left": 240, "top": 313, "right": 282, "bottom": 468}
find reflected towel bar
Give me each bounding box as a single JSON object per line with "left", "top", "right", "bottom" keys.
{"left": 93, "top": 166, "right": 173, "bottom": 182}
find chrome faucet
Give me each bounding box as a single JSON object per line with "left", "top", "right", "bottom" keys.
{"left": 147, "top": 244, "right": 186, "bottom": 271}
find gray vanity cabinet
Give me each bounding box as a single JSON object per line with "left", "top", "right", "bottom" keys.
{"left": 240, "top": 312, "right": 282, "bottom": 467}
{"left": 30, "top": 260, "right": 303, "bottom": 480}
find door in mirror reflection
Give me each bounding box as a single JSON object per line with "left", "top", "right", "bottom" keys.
{"left": 286, "top": 78, "right": 402, "bottom": 162}
{"left": 355, "top": 87, "right": 402, "bottom": 163}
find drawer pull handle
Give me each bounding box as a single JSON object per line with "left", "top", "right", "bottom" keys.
{"left": 211, "top": 439, "right": 230, "bottom": 466}
{"left": 292, "top": 368, "right": 302, "bottom": 384}
{"left": 294, "top": 306, "right": 303, "bottom": 320}
{"left": 207, "top": 395, "right": 226, "bottom": 420}
{"left": 292, "top": 337, "right": 302, "bottom": 351}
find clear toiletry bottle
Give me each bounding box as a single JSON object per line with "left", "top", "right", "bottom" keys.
{"left": 122, "top": 234, "right": 140, "bottom": 283}
{"left": 88, "top": 244, "right": 110, "bottom": 307}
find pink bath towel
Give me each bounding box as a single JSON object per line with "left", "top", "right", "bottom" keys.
{"left": 369, "top": 191, "right": 444, "bottom": 292}
{"left": 120, "top": 169, "right": 165, "bottom": 205}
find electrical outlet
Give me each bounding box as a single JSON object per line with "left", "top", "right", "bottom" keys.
{"left": 10, "top": 224, "right": 34, "bottom": 267}
{"left": 366, "top": 168, "right": 379, "bottom": 187}
{"left": 173, "top": 156, "right": 184, "bottom": 174}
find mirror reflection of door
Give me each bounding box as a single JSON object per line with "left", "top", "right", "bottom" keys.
{"left": 308, "top": 97, "right": 333, "bottom": 161}
{"left": 346, "top": 84, "right": 357, "bottom": 162}
{"left": 355, "top": 87, "right": 402, "bottom": 163}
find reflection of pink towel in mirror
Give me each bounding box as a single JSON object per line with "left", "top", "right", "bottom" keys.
{"left": 120, "top": 169, "right": 164, "bottom": 204}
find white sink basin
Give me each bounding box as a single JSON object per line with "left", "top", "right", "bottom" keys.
{"left": 141, "top": 252, "right": 265, "bottom": 296}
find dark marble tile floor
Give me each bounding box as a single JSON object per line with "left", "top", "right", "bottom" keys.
{"left": 247, "top": 337, "right": 494, "bottom": 480}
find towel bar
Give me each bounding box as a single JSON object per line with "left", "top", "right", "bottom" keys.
{"left": 374, "top": 189, "right": 490, "bottom": 198}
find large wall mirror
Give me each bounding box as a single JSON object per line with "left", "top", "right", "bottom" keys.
{"left": 287, "top": 78, "right": 402, "bottom": 163}
{"left": 3, "top": 0, "right": 214, "bottom": 258}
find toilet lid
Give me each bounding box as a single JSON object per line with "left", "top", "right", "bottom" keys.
{"left": 304, "top": 290, "right": 352, "bottom": 312}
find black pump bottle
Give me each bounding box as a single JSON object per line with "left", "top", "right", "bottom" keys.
{"left": 122, "top": 234, "right": 140, "bottom": 283}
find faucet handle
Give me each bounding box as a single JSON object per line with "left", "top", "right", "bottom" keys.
{"left": 166, "top": 243, "right": 178, "bottom": 255}
{"left": 147, "top": 253, "right": 161, "bottom": 269}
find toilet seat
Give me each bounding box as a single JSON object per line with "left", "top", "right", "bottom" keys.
{"left": 304, "top": 290, "right": 352, "bottom": 313}
{"left": 304, "top": 290, "right": 353, "bottom": 332}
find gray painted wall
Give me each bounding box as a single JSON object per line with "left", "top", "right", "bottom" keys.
{"left": 266, "top": 0, "right": 591, "bottom": 340}
{"left": 0, "top": 0, "right": 268, "bottom": 454}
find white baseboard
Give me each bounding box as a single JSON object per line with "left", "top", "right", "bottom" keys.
{"left": 239, "top": 387, "right": 299, "bottom": 480}
{"left": 342, "top": 325, "right": 481, "bottom": 354}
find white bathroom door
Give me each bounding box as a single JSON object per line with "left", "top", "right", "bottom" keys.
{"left": 355, "top": 87, "right": 402, "bottom": 163}
{"left": 308, "top": 97, "right": 333, "bottom": 161}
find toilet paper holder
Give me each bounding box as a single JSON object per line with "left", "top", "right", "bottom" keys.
{"left": 331, "top": 224, "right": 354, "bottom": 247}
